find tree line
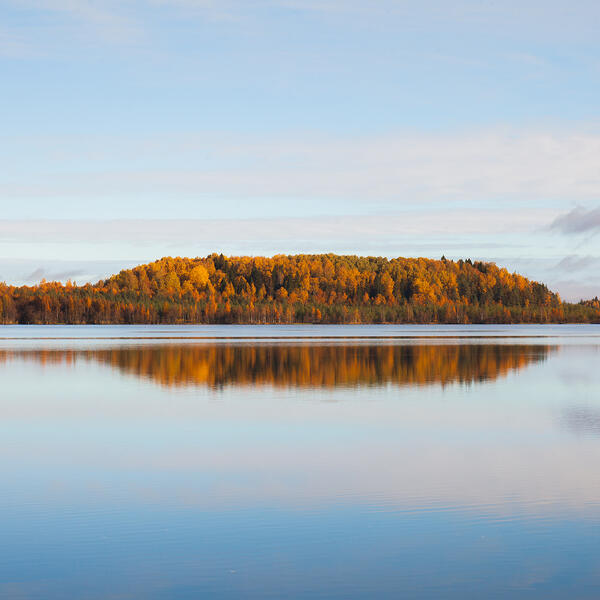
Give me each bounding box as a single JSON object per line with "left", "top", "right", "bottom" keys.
{"left": 1, "top": 253, "right": 599, "bottom": 324}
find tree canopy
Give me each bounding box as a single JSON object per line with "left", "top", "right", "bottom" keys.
{"left": 1, "top": 254, "right": 598, "bottom": 324}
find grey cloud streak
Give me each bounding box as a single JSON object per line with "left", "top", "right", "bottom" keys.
{"left": 550, "top": 207, "right": 600, "bottom": 234}
{"left": 554, "top": 255, "right": 600, "bottom": 272}
{"left": 0, "top": 259, "right": 140, "bottom": 287}
{"left": 24, "top": 267, "right": 87, "bottom": 283}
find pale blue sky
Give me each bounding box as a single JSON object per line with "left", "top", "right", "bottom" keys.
{"left": 1, "top": 0, "right": 600, "bottom": 299}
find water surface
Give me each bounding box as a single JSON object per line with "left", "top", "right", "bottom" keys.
{"left": 1, "top": 325, "right": 600, "bottom": 598}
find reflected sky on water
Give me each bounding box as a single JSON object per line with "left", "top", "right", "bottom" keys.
{"left": 1, "top": 326, "right": 600, "bottom": 599}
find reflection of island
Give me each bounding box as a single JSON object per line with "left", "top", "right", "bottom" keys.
{"left": 0, "top": 343, "right": 552, "bottom": 389}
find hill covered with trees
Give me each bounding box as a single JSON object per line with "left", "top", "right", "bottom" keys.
{"left": 1, "top": 254, "right": 598, "bottom": 324}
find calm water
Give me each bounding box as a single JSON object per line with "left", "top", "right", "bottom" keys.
{"left": 1, "top": 325, "right": 600, "bottom": 599}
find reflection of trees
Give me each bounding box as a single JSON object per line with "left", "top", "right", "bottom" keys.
{"left": 0, "top": 344, "right": 552, "bottom": 389}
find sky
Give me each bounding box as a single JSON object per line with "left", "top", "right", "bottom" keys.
{"left": 1, "top": 0, "right": 599, "bottom": 300}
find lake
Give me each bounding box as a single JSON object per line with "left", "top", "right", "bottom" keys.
{"left": 1, "top": 324, "right": 600, "bottom": 599}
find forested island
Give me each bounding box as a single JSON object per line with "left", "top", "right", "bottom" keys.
{"left": 1, "top": 254, "right": 599, "bottom": 324}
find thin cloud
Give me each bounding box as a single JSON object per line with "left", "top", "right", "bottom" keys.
{"left": 48, "top": 269, "right": 87, "bottom": 281}
{"left": 554, "top": 255, "right": 600, "bottom": 272}
{"left": 0, "top": 27, "right": 37, "bottom": 58}
{"left": 10, "top": 0, "right": 143, "bottom": 46}
{"left": 24, "top": 267, "right": 46, "bottom": 282}
{"left": 23, "top": 267, "right": 87, "bottom": 284}
{"left": 0, "top": 212, "right": 550, "bottom": 245}
{"left": 550, "top": 207, "right": 600, "bottom": 234}
{"left": 7, "top": 0, "right": 600, "bottom": 58}
{"left": 2, "top": 129, "right": 600, "bottom": 211}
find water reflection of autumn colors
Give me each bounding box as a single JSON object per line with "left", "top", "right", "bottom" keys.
{"left": 0, "top": 343, "right": 552, "bottom": 388}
